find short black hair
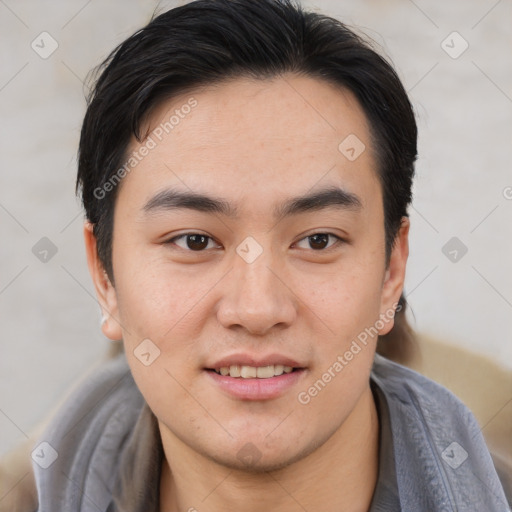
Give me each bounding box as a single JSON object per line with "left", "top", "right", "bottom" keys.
{"left": 77, "top": 0, "right": 417, "bottom": 280}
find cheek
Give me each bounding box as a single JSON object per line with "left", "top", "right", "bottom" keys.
{"left": 113, "top": 265, "right": 208, "bottom": 413}
{"left": 293, "top": 271, "right": 381, "bottom": 429}
{"left": 113, "top": 256, "right": 207, "bottom": 339}
{"left": 302, "top": 263, "right": 384, "bottom": 341}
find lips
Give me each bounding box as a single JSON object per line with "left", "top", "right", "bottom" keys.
{"left": 206, "top": 354, "right": 304, "bottom": 378}
{"left": 213, "top": 364, "right": 294, "bottom": 378}
{"left": 204, "top": 354, "right": 306, "bottom": 399}
{"left": 207, "top": 354, "right": 303, "bottom": 369}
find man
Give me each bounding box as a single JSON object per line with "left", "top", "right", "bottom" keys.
{"left": 30, "top": 0, "right": 508, "bottom": 510}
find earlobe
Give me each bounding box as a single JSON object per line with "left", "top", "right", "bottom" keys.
{"left": 83, "top": 222, "right": 123, "bottom": 341}
{"left": 379, "top": 217, "right": 410, "bottom": 335}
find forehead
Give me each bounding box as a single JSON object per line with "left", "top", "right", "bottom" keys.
{"left": 119, "top": 73, "right": 380, "bottom": 214}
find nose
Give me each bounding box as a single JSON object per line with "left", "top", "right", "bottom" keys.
{"left": 216, "top": 245, "right": 297, "bottom": 336}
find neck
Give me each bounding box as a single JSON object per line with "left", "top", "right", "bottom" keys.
{"left": 159, "top": 385, "right": 380, "bottom": 512}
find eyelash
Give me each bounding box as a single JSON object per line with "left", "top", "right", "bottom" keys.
{"left": 165, "top": 232, "right": 345, "bottom": 253}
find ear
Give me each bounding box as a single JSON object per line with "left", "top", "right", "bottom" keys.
{"left": 378, "top": 217, "right": 410, "bottom": 335}
{"left": 83, "top": 221, "right": 123, "bottom": 341}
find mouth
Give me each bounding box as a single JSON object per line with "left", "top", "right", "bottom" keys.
{"left": 208, "top": 364, "right": 299, "bottom": 379}
{"left": 204, "top": 356, "right": 307, "bottom": 400}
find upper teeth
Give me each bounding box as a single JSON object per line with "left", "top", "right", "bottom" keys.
{"left": 215, "top": 365, "right": 294, "bottom": 378}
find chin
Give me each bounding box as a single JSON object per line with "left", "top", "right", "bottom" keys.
{"left": 201, "top": 437, "right": 318, "bottom": 474}
{"left": 209, "top": 451, "right": 300, "bottom": 474}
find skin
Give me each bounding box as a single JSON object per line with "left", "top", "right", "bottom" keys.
{"left": 85, "top": 73, "right": 409, "bottom": 512}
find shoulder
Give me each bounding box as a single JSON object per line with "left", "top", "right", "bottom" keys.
{"left": 372, "top": 352, "right": 473, "bottom": 415}
{"left": 371, "top": 353, "right": 510, "bottom": 511}
{"left": 32, "top": 354, "right": 144, "bottom": 512}
{"left": 37, "top": 353, "right": 141, "bottom": 451}
{"left": 371, "top": 352, "right": 485, "bottom": 458}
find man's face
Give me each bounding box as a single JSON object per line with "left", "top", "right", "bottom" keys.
{"left": 89, "top": 74, "right": 407, "bottom": 471}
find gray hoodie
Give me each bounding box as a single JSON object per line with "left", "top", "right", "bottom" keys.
{"left": 32, "top": 353, "right": 510, "bottom": 511}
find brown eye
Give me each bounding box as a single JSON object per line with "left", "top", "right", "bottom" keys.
{"left": 167, "top": 233, "right": 218, "bottom": 251}
{"left": 185, "top": 234, "right": 209, "bottom": 250}
{"left": 295, "top": 233, "right": 342, "bottom": 251}
{"left": 308, "top": 233, "right": 329, "bottom": 250}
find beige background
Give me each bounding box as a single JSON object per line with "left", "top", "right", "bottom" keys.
{"left": 0, "top": 0, "right": 511, "bottom": 457}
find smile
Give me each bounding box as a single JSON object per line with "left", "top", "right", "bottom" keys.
{"left": 206, "top": 367, "right": 306, "bottom": 400}
{"left": 213, "top": 364, "right": 295, "bottom": 378}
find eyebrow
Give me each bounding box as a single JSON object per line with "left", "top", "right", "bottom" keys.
{"left": 142, "top": 185, "right": 362, "bottom": 220}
